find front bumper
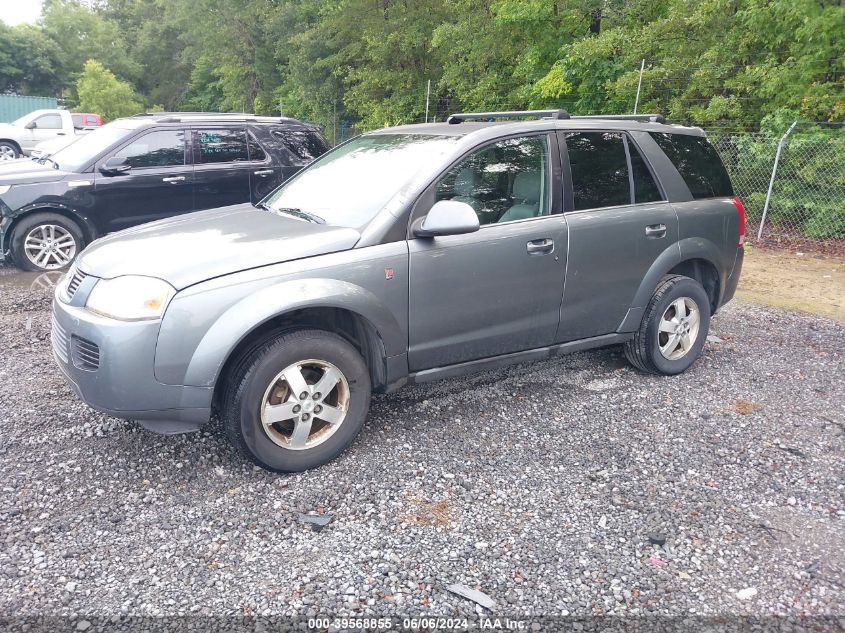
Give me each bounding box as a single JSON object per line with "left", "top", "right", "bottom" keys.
{"left": 51, "top": 289, "right": 212, "bottom": 433}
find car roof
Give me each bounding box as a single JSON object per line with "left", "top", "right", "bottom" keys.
{"left": 370, "top": 117, "right": 705, "bottom": 138}
{"left": 126, "top": 112, "right": 314, "bottom": 127}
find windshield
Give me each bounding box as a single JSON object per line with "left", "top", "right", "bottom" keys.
{"left": 262, "top": 134, "right": 459, "bottom": 228}
{"left": 48, "top": 122, "right": 139, "bottom": 171}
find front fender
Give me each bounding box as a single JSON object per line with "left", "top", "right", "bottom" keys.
{"left": 170, "top": 277, "right": 405, "bottom": 388}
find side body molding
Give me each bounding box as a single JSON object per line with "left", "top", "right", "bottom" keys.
{"left": 178, "top": 278, "right": 406, "bottom": 388}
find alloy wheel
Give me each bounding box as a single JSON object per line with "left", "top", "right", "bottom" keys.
{"left": 0, "top": 145, "right": 17, "bottom": 161}
{"left": 657, "top": 297, "right": 701, "bottom": 360}
{"left": 259, "top": 359, "right": 350, "bottom": 450}
{"left": 24, "top": 224, "right": 77, "bottom": 270}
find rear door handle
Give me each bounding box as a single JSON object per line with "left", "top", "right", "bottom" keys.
{"left": 253, "top": 169, "right": 274, "bottom": 176}
{"left": 645, "top": 223, "right": 667, "bottom": 238}
{"left": 527, "top": 238, "right": 555, "bottom": 255}
{"left": 162, "top": 176, "right": 186, "bottom": 183}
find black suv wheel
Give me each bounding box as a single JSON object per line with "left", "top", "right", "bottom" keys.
{"left": 11, "top": 212, "right": 85, "bottom": 272}
{"left": 625, "top": 275, "right": 711, "bottom": 375}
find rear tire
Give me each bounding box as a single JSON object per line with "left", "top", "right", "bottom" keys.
{"left": 624, "top": 275, "right": 711, "bottom": 375}
{"left": 221, "top": 329, "right": 372, "bottom": 472}
{"left": 10, "top": 212, "right": 85, "bottom": 272}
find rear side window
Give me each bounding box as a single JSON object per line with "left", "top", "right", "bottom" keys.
{"left": 273, "top": 130, "right": 329, "bottom": 162}
{"left": 566, "top": 132, "right": 630, "bottom": 211}
{"left": 197, "top": 129, "right": 249, "bottom": 163}
{"left": 114, "top": 130, "right": 186, "bottom": 168}
{"left": 247, "top": 133, "right": 266, "bottom": 161}
{"left": 628, "top": 141, "right": 663, "bottom": 203}
{"left": 650, "top": 132, "right": 733, "bottom": 198}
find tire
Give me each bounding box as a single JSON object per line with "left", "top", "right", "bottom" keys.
{"left": 0, "top": 141, "right": 19, "bottom": 161}
{"left": 10, "top": 212, "right": 85, "bottom": 272}
{"left": 221, "top": 329, "right": 372, "bottom": 472}
{"left": 624, "top": 274, "right": 711, "bottom": 375}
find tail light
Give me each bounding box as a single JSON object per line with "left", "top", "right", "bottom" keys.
{"left": 731, "top": 196, "right": 745, "bottom": 246}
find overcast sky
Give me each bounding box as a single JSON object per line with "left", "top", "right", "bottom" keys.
{"left": 1, "top": 0, "right": 44, "bottom": 26}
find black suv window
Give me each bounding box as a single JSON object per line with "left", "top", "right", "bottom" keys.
{"left": 197, "top": 129, "right": 249, "bottom": 163}
{"left": 436, "top": 135, "right": 549, "bottom": 226}
{"left": 247, "top": 133, "right": 266, "bottom": 161}
{"left": 566, "top": 132, "right": 630, "bottom": 211}
{"left": 273, "top": 130, "right": 329, "bottom": 162}
{"left": 113, "top": 130, "right": 186, "bottom": 168}
{"left": 650, "top": 132, "right": 733, "bottom": 199}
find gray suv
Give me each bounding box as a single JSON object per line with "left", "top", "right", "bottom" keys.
{"left": 51, "top": 110, "right": 745, "bottom": 472}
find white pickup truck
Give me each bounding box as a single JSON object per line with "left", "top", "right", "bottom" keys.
{"left": 0, "top": 109, "right": 80, "bottom": 161}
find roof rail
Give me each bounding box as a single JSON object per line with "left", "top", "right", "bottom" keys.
{"left": 132, "top": 111, "right": 258, "bottom": 117}
{"left": 570, "top": 114, "right": 666, "bottom": 124}
{"left": 446, "top": 109, "right": 570, "bottom": 124}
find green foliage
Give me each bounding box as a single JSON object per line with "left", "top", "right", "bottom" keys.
{"left": 7, "top": 0, "right": 845, "bottom": 238}
{"left": 76, "top": 59, "right": 143, "bottom": 121}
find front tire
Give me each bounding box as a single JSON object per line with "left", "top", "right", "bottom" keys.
{"left": 0, "top": 141, "right": 19, "bottom": 161}
{"left": 10, "top": 212, "right": 85, "bottom": 271}
{"left": 221, "top": 329, "right": 372, "bottom": 472}
{"left": 624, "top": 275, "right": 711, "bottom": 375}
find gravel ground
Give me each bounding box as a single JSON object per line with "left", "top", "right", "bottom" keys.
{"left": 0, "top": 264, "right": 843, "bottom": 622}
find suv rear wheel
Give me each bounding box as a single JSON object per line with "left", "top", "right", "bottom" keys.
{"left": 11, "top": 212, "right": 85, "bottom": 271}
{"left": 222, "top": 329, "right": 371, "bottom": 472}
{"left": 625, "top": 275, "right": 711, "bottom": 375}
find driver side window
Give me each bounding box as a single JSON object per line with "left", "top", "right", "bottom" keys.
{"left": 435, "top": 135, "right": 549, "bottom": 226}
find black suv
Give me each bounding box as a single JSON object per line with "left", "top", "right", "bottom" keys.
{"left": 0, "top": 113, "right": 329, "bottom": 271}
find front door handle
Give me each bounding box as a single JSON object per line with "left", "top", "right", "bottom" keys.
{"left": 253, "top": 169, "right": 274, "bottom": 176}
{"left": 162, "top": 176, "right": 186, "bottom": 183}
{"left": 645, "top": 223, "right": 667, "bottom": 238}
{"left": 527, "top": 238, "right": 555, "bottom": 255}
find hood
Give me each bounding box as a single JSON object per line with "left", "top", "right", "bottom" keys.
{"left": 76, "top": 203, "right": 361, "bottom": 289}
{"left": 0, "top": 158, "right": 70, "bottom": 185}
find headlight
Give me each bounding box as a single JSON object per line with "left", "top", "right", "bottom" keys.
{"left": 0, "top": 185, "right": 10, "bottom": 194}
{"left": 86, "top": 276, "right": 175, "bottom": 321}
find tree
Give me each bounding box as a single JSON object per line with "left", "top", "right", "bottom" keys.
{"left": 0, "top": 22, "right": 62, "bottom": 95}
{"left": 76, "top": 59, "right": 143, "bottom": 121}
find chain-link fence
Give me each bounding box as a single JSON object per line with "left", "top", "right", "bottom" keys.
{"left": 706, "top": 129, "right": 845, "bottom": 253}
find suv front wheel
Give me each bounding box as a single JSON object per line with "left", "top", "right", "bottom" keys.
{"left": 222, "top": 329, "right": 372, "bottom": 472}
{"left": 625, "top": 275, "right": 711, "bottom": 375}
{"left": 11, "top": 212, "right": 85, "bottom": 271}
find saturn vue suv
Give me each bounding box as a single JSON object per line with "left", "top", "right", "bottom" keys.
{"left": 51, "top": 110, "right": 745, "bottom": 472}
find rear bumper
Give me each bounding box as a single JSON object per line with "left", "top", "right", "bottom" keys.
{"left": 51, "top": 292, "right": 212, "bottom": 433}
{"left": 720, "top": 246, "right": 744, "bottom": 308}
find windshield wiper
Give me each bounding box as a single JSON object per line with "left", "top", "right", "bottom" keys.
{"left": 273, "top": 207, "right": 327, "bottom": 225}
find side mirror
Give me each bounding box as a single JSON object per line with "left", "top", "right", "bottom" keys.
{"left": 24, "top": 121, "right": 37, "bottom": 130}
{"left": 413, "top": 200, "right": 480, "bottom": 238}
{"left": 99, "top": 156, "right": 131, "bottom": 175}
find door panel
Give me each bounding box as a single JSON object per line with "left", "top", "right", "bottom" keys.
{"left": 556, "top": 130, "right": 679, "bottom": 342}
{"left": 556, "top": 203, "right": 678, "bottom": 341}
{"left": 408, "top": 218, "right": 568, "bottom": 370}
{"left": 93, "top": 128, "right": 193, "bottom": 232}
{"left": 408, "top": 133, "right": 566, "bottom": 371}
{"left": 192, "top": 128, "right": 252, "bottom": 210}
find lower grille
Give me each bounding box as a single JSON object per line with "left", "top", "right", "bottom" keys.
{"left": 51, "top": 315, "right": 69, "bottom": 363}
{"left": 71, "top": 336, "right": 100, "bottom": 371}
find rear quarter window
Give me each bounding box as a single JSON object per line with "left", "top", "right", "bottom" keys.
{"left": 650, "top": 132, "right": 733, "bottom": 199}
{"left": 272, "top": 129, "right": 329, "bottom": 162}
